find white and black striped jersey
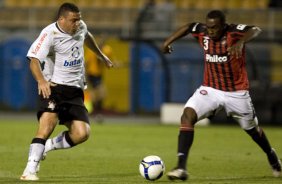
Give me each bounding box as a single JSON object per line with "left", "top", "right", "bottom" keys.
{"left": 27, "top": 20, "right": 88, "bottom": 89}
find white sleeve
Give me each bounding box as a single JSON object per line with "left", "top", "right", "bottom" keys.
{"left": 27, "top": 29, "right": 53, "bottom": 62}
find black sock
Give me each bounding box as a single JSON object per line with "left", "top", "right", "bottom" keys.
{"left": 64, "top": 131, "right": 76, "bottom": 147}
{"left": 177, "top": 130, "right": 194, "bottom": 169}
{"left": 245, "top": 127, "right": 272, "bottom": 154}
{"left": 31, "top": 137, "right": 46, "bottom": 145}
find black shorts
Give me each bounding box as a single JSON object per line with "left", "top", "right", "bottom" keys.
{"left": 37, "top": 84, "right": 89, "bottom": 124}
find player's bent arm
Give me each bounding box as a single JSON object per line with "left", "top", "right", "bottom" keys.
{"left": 29, "top": 57, "right": 51, "bottom": 98}
{"left": 228, "top": 26, "right": 262, "bottom": 58}
{"left": 238, "top": 26, "right": 262, "bottom": 44}
{"left": 162, "top": 23, "right": 190, "bottom": 53}
{"left": 84, "top": 32, "right": 113, "bottom": 68}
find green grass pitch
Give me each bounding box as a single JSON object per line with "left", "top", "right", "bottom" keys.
{"left": 0, "top": 118, "right": 281, "bottom": 184}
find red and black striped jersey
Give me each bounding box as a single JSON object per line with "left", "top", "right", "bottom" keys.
{"left": 188, "top": 22, "right": 253, "bottom": 91}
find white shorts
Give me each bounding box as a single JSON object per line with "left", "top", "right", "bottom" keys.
{"left": 184, "top": 86, "right": 258, "bottom": 130}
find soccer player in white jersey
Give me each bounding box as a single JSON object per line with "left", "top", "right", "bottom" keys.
{"left": 20, "top": 3, "right": 113, "bottom": 181}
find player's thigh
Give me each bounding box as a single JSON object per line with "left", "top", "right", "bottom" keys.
{"left": 185, "top": 86, "right": 222, "bottom": 121}
{"left": 60, "top": 104, "right": 90, "bottom": 141}
{"left": 225, "top": 91, "right": 257, "bottom": 129}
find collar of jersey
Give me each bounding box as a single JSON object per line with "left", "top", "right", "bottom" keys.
{"left": 55, "top": 22, "right": 68, "bottom": 34}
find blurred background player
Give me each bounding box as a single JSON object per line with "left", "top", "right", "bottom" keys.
{"left": 162, "top": 10, "right": 281, "bottom": 181}
{"left": 135, "top": 0, "right": 157, "bottom": 37}
{"left": 155, "top": 0, "right": 176, "bottom": 35}
{"left": 84, "top": 35, "right": 113, "bottom": 121}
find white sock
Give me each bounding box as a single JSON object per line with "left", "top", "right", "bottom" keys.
{"left": 25, "top": 143, "right": 45, "bottom": 174}
{"left": 44, "top": 131, "right": 72, "bottom": 153}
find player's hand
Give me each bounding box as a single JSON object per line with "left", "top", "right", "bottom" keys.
{"left": 101, "top": 54, "right": 114, "bottom": 68}
{"left": 162, "top": 45, "right": 173, "bottom": 54}
{"left": 227, "top": 40, "right": 244, "bottom": 59}
{"left": 38, "top": 79, "right": 51, "bottom": 99}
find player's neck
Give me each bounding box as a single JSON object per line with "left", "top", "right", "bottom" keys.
{"left": 56, "top": 21, "right": 68, "bottom": 34}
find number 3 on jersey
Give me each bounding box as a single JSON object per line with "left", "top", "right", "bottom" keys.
{"left": 203, "top": 38, "right": 209, "bottom": 50}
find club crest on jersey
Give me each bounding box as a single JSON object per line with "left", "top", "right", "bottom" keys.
{"left": 200, "top": 90, "right": 208, "bottom": 95}
{"left": 47, "top": 101, "right": 56, "bottom": 110}
{"left": 206, "top": 54, "right": 228, "bottom": 63}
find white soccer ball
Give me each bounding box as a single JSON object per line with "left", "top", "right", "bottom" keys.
{"left": 139, "top": 155, "right": 165, "bottom": 181}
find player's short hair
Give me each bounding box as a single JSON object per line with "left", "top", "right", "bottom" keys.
{"left": 57, "top": 2, "right": 80, "bottom": 19}
{"left": 206, "top": 10, "right": 226, "bottom": 24}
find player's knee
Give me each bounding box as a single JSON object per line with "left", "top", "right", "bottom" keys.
{"left": 245, "top": 126, "right": 262, "bottom": 138}
{"left": 77, "top": 127, "right": 90, "bottom": 142}
{"left": 181, "top": 107, "right": 197, "bottom": 126}
{"left": 70, "top": 123, "right": 91, "bottom": 144}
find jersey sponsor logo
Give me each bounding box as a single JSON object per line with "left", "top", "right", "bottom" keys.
{"left": 63, "top": 46, "right": 82, "bottom": 67}
{"left": 205, "top": 54, "right": 227, "bottom": 63}
{"left": 63, "top": 59, "right": 82, "bottom": 67}
{"left": 32, "top": 33, "right": 47, "bottom": 55}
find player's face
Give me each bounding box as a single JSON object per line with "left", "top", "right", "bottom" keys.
{"left": 206, "top": 18, "right": 224, "bottom": 40}
{"left": 60, "top": 11, "right": 81, "bottom": 35}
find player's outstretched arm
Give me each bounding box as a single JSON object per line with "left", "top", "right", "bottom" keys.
{"left": 162, "top": 23, "right": 190, "bottom": 54}
{"left": 84, "top": 32, "right": 113, "bottom": 68}
{"left": 29, "top": 57, "right": 51, "bottom": 99}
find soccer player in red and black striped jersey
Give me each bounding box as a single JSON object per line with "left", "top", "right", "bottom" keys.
{"left": 162, "top": 10, "right": 281, "bottom": 181}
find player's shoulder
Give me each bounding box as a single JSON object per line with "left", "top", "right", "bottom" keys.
{"left": 80, "top": 20, "right": 88, "bottom": 32}
{"left": 41, "top": 22, "right": 57, "bottom": 33}
{"left": 226, "top": 23, "right": 253, "bottom": 33}
{"left": 39, "top": 22, "right": 61, "bottom": 39}
{"left": 189, "top": 22, "right": 205, "bottom": 33}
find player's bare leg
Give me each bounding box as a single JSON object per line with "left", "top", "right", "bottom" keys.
{"left": 167, "top": 107, "right": 197, "bottom": 181}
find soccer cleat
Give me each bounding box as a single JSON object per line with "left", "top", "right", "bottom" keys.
{"left": 267, "top": 148, "right": 281, "bottom": 177}
{"left": 20, "top": 169, "right": 39, "bottom": 181}
{"left": 167, "top": 168, "right": 188, "bottom": 181}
